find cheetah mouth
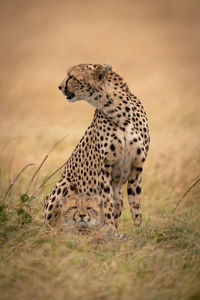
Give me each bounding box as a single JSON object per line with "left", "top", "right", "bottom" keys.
{"left": 77, "top": 221, "right": 88, "bottom": 228}
{"left": 65, "top": 90, "right": 75, "bottom": 100}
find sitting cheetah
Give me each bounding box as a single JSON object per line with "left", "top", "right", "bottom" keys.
{"left": 60, "top": 193, "right": 104, "bottom": 234}
{"left": 44, "top": 64, "right": 150, "bottom": 235}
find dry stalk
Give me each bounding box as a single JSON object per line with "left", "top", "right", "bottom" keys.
{"left": 172, "top": 176, "right": 200, "bottom": 215}
{"left": 2, "top": 163, "right": 35, "bottom": 203}
{"left": 26, "top": 135, "right": 68, "bottom": 194}
{"left": 30, "top": 160, "right": 67, "bottom": 198}
{"left": 8, "top": 136, "right": 22, "bottom": 182}
{"left": 26, "top": 155, "right": 48, "bottom": 194}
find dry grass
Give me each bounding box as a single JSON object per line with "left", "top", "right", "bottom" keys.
{"left": 0, "top": 0, "right": 200, "bottom": 299}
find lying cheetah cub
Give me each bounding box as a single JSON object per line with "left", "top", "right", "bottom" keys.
{"left": 59, "top": 193, "right": 105, "bottom": 234}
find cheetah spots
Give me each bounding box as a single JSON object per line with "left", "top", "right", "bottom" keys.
{"left": 136, "top": 167, "right": 143, "bottom": 172}
{"left": 70, "top": 185, "right": 75, "bottom": 191}
{"left": 129, "top": 179, "right": 135, "bottom": 184}
{"left": 104, "top": 187, "right": 110, "bottom": 193}
{"left": 136, "top": 186, "right": 141, "bottom": 195}
{"left": 115, "top": 203, "right": 120, "bottom": 209}
{"left": 127, "top": 188, "right": 134, "bottom": 195}
{"left": 47, "top": 213, "right": 52, "bottom": 220}
{"left": 110, "top": 144, "right": 115, "bottom": 151}
{"left": 134, "top": 203, "right": 140, "bottom": 209}
{"left": 107, "top": 213, "right": 111, "bottom": 219}
{"left": 137, "top": 148, "right": 141, "bottom": 155}
{"left": 62, "top": 188, "right": 68, "bottom": 197}
{"left": 49, "top": 204, "right": 53, "bottom": 211}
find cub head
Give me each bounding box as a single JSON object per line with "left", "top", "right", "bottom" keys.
{"left": 58, "top": 64, "right": 112, "bottom": 107}
{"left": 61, "top": 193, "right": 105, "bottom": 232}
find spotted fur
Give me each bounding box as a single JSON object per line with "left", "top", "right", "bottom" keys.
{"left": 60, "top": 194, "right": 104, "bottom": 233}
{"left": 44, "top": 64, "right": 150, "bottom": 235}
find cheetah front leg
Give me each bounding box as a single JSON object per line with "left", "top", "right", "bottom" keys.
{"left": 100, "top": 178, "right": 116, "bottom": 236}
{"left": 92, "top": 183, "right": 116, "bottom": 243}
{"left": 113, "top": 189, "right": 124, "bottom": 228}
{"left": 127, "top": 163, "right": 144, "bottom": 227}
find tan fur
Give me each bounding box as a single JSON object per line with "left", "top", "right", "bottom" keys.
{"left": 45, "top": 64, "right": 150, "bottom": 236}
{"left": 60, "top": 194, "right": 104, "bottom": 233}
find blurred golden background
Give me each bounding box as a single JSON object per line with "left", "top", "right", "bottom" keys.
{"left": 0, "top": 0, "right": 200, "bottom": 193}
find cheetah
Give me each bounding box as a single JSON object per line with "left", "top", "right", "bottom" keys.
{"left": 59, "top": 193, "right": 104, "bottom": 234}
{"left": 44, "top": 64, "right": 150, "bottom": 236}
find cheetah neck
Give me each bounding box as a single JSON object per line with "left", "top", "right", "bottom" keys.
{"left": 96, "top": 76, "right": 144, "bottom": 131}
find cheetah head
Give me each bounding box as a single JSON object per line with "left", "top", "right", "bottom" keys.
{"left": 61, "top": 194, "right": 105, "bottom": 232}
{"left": 58, "top": 64, "right": 112, "bottom": 107}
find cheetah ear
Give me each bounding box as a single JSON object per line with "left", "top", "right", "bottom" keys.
{"left": 66, "top": 65, "right": 74, "bottom": 76}
{"left": 94, "top": 195, "right": 103, "bottom": 206}
{"left": 96, "top": 64, "right": 112, "bottom": 80}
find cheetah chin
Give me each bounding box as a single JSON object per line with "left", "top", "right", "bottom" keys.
{"left": 66, "top": 97, "right": 76, "bottom": 103}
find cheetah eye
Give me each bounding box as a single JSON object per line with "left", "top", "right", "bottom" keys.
{"left": 87, "top": 207, "right": 92, "bottom": 210}
{"left": 72, "top": 206, "right": 77, "bottom": 209}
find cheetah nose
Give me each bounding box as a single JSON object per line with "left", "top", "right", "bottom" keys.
{"left": 58, "top": 85, "right": 62, "bottom": 90}
{"left": 79, "top": 214, "right": 86, "bottom": 218}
